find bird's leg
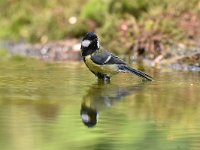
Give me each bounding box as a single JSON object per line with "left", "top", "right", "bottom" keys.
{"left": 98, "top": 78, "right": 110, "bottom": 84}
{"left": 96, "top": 73, "right": 110, "bottom": 84}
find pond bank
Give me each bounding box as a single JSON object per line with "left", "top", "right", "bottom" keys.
{"left": 1, "top": 39, "right": 200, "bottom": 72}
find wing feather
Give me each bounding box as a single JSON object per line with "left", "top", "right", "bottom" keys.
{"left": 91, "top": 51, "right": 126, "bottom": 65}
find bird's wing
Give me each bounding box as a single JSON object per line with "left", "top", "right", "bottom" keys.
{"left": 91, "top": 51, "right": 126, "bottom": 65}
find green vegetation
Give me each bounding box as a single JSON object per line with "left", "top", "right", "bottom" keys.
{"left": 0, "top": 0, "right": 87, "bottom": 42}
{"left": 0, "top": 0, "right": 200, "bottom": 49}
{"left": 81, "top": 0, "right": 109, "bottom": 26}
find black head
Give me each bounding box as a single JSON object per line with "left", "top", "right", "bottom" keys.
{"left": 80, "top": 105, "right": 98, "bottom": 128}
{"left": 83, "top": 32, "right": 98, "bottom": 41}
{"left": 81, "top": 32, "right": 100, "bottom": 56}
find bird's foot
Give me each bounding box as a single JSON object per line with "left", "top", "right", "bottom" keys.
{"left": 97, "top": 76, "right": 110, "bottom": 84}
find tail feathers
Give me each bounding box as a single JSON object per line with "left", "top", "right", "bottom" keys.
{"left": 118, "top": 65, "right": 153, "bottom": 81}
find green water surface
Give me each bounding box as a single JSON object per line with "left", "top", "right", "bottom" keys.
{"left": 0, "top": 57, "right": 200, "bottom": 150}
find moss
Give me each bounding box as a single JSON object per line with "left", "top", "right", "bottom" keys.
{"left": 109, "top": 0, "right": 149, "bottom": 18}
{"left": 81, "top": 0, "right": 109, "bottom": 26}
{"left": 66, "top": 21, "right": 88, "bottom": 38}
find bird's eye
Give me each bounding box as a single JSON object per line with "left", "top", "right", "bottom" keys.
{"left": 81, "top": 40, "right": 91, "bottom": 47}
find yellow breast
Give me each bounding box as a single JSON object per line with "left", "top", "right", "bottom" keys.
{"left": 84, "top": 55, "right": 118, "bottom": 76}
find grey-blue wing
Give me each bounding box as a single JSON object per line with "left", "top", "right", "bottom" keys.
{"left": 90, "top": 50, "right": 153, "bottom": 81}
{"left": 91, "top": 51, "right": 126, "bottom": 65}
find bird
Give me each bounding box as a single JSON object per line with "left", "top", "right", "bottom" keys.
{"left": 80, "top": 32, "right": 153, "bottom": 81}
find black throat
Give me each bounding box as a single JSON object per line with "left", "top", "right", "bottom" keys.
{"left": 81, "top": 39, "right": 99, "bottom": 56}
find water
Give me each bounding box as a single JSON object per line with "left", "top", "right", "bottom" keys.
{"left": 0, "top": 57, "right": 200, "bottom": 150}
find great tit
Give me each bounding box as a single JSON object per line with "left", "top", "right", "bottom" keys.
{"left": 81, "top": 32, "right": 153, "bottom": 81}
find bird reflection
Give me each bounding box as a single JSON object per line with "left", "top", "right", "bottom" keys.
{"left": 80, "top": 81, "right": 145, "bottom": 127}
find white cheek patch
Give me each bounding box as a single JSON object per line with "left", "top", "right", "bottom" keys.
{"left": 81, "top": 40, "right": 91, "bottom": 47}
{"left": 81, "top": 114, "right": 90, "bottom": 122}
{"left": 97, "top": 40, "right": 100, "bottom": 49}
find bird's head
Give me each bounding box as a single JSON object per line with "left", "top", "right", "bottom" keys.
{"left": 80, "top": 105, "right": 99, "bottom": 128}
{"left": 81, "top": 32, "right": 100, "bottom": 56}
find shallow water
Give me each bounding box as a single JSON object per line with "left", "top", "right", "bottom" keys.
{"left": 0, "top": 57, "right": 200, "bottom": 150}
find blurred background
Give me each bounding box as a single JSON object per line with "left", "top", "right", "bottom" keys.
{"left": 0, "top": 0, "right": 200, "bottom": 55}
